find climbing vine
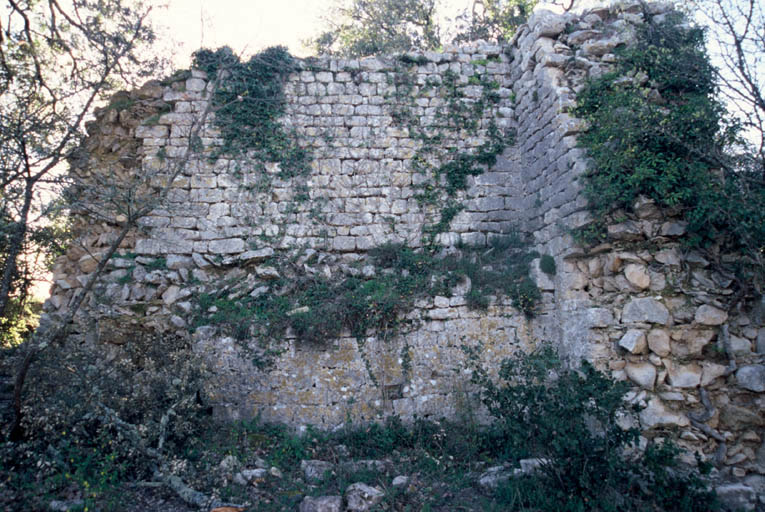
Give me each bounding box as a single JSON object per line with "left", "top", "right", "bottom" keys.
{"left": 388, "top": 60, "right": 513, "bottom": 245}
{"left": 191, "top": 46, "right": 310, "bottom": 178}
{"left": 574, "top": 15, "right": 765, "bottom": 280}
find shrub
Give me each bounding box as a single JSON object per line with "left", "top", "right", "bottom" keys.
{"left": 574, "top": 14, "right": 765, "bottom": 273}
{"left": 467, "top": 345, "right": 719, "bottom": 511}
{"left": 539, "top": 254, "right": 556, "bottom": 276}
{"left": 0, "top": 332, "right": 210, "bottom": 510}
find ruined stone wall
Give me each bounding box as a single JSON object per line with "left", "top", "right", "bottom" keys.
{"left": 45, "top": 2, "right": 764, "bottom": 497}
{"left": 51, "top": 32, "right": 537, "bottom": 427}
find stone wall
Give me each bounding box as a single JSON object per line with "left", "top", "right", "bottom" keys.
{"left": 45, "top": 2, "right": 764, "bottom": 499}
{"left": 52, "top": 27, "right": 538, "bottom": 427}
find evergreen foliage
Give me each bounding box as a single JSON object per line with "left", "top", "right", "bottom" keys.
{"left": 191, "top": 46, "right": 310, "bottom": 178}
{"left": 575, "top": 16, "right": 765, "bottom": 272}
{"left": 195, "top": 236, "right": 540, "bottom": 351}
{"left": 466, "top": 346, "right": 720, "bottom": 511}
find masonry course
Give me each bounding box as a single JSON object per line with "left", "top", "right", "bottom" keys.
{"left": 44, "top": 3, "right": 764, "bottom": 501}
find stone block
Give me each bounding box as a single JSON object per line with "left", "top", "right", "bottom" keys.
{"left": 622, "top": 297, "right": 670, "bottom": 325}
{"left": 208, "top": 238, "right": 244, "bottom": 254}
{"left": 333, "top": 236, "right": 356, "bottom": 252}
{"left": 624, "top": 264, "right": 650, "bottom": 290}
{"left": 185, "top": 78, "right": 206, "bottom": 92}
{"left": 736, "top": 365, "right": 765, "bottom": 392}
{"left": 639, "top": 397, "right": 689, "bottom": 428}
{"left": 583, "top": 307, "right": 613, "bottom": 328}
{"left": 619, "top": 329, "right": 647, "bottom": 354}
{"left": 694, "top": 305, "right": 728, "bottom": 326}
{"left": 625, "top": 362, "right": 656, "bottom": 390}
{"left": 666, "top": 362, "right": 702, "bottom": 388}
{"left": 135, "top": 124, "right": 168, "bottom": 138}
{"left": 647, "top": 329, "right": 671, "bottom": 357}
{"left": 299, "top": 496, "right": 342, "bottom": 512}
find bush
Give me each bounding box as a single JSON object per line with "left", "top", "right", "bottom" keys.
{"left": 574, "top": 15, "right": 765, "bottom": 269}
{"left": 467, "top": 345, "right": 719, "bottom": 511}
{"left": 539, "top": 254, "right": 556, "bottom": 276}
{"left": 0, "top": 332, "right": 210, "bottom": 510}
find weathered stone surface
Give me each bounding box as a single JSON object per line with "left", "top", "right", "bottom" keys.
{"left": 345, "top": 483, "right": 384, "bottom": 512}
{"left": 233, "top": 468, "right": 267, "bottom": 485}
{"left": 530, "top": 12, "right": 567, "bottom": 37}
{"left": 166, "top": 254, "right": 193, "bottom": 269}
{"left": 256, "top": 266, "right": 280, "bottom": 280}
{"left": 208, "top": 238, "right": 245, "bottom": 254}
{"left": 299, "top": 496, "right": 342, "bottom": 512}
{"left": 647, "top": 329, "right": 671, "bottom": 357}
{"left": 341, "top": 459, "right": 393, "bottom": 474}
{"left": 720, "top": 404, "right": 764, "bottom": 429}
{"left": 239, "top": 247, "right": 274, "bottom": 264}
{"left": 622, "top": 298, "right": 670, "bottom": 325}
{"left": 701, "top": 362, "right": 728, "bottom": 386}
{"left": 694, "top": 305, "right": 728, "bottom": 326}
{"left": 185, "top": 77, "right": 206, "bottom": 92}
{"left": 639, "top": 398, "right": 689, "bottom": 428}
{"left": 670, "top": 328, "right": 715, "bottom": 357}
{"left": 78, "top": 254, "right": 101, "bottom": 274}
{"left": 654, "top": 248, "right": 680, "bottom": 266}
{"left": 736, "top": 365, "right": 765, "bottom": 392}
{"left": 587, "top": 307, "right": 614, "bottom": 327}
{"left": 624, "top": 264, "right": 650, "bottom": 289}
{"left": 607, "top": 221, "right": 643, "bottom": 241}
{"left": 729, "top": 335, "right": 752, "bottom": 355}
{"left": 666, "top": 363, "right": 701, "bottom": 388}
{"left": 301, "top": 460, "right": 333, "bottom": 483}
{"left": 391, "top": 475, "right": 409, "bottom": 487}
{"left": 619, "top": 329, "right": 647, "bottom": 354}
{"left": 219, "top": 454, "right": 240, "bottom": 473}
{"left": 625, "top": 362, "right": 656, "bottom": 390}
{"left": 162, "top": 285, "right": 181, "bottom": 305}
{"left": 715, "top": 483, "right": 756, "bottom": 512}
{"left": 478, "top": 465, "right": 513, "bottom": 489}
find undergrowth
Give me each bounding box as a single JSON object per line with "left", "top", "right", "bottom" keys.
{"left": 195, "top": 235, "right": 540, "bottom": 351}
{"left": 465, "top": 345, "right": 719, "bottom": 512}
{"left": 1, "top": 344, "right": 719, "bottom": 511}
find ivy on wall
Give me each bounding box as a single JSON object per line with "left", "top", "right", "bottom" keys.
{"left": 182, "top": 48, "right": 539, "bottom": 367}
{"left": 389, "top": 60, "right": 512, "bottom": 245}
{"left": 574, "top": 14, "right": 765, "bottom": 277}
{"left": 191, "top": 46, "right": 310, "bottom": 178}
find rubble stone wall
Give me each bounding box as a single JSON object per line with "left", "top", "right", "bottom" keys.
{"left": 45, "top": 3, "right": 764, "bottom": 497}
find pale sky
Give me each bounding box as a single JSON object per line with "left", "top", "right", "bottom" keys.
{"left": 151, "top": 0, "right": 606, "bottom": 67}
{"left": 151, "top": 0, "right": 331, "bottom": 65}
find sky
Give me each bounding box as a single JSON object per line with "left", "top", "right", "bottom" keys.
{"left": 151, "top": 0, "right": 330, "bottom": 65}
{"left": 150, "top": 0, "right": 607, "bottom": 67}
{"left": 151, "top": 0, "right": 570, "bottom": 66}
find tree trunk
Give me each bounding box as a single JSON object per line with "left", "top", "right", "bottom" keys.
{"left": 0, "top": 179, "right": 34, "bottom": 320}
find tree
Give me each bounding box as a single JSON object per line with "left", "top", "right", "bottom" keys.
{"left": 453, "top": 0, "right": 538, "bottom": 44}
{"left": 312, "top": 0, "right": 441, "bottom": 57}
{"left": 0, "top": 0, "right": 163, "bottom": 341}
{"left": 311, "top": 0, "right": 585, "bottom": 56}
{"left": 689, "top": 0, "right": 764, "bottom": 177}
